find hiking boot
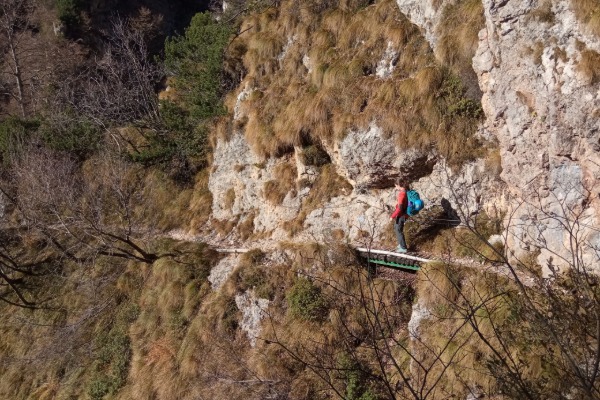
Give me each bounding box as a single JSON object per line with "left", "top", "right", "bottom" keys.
{"left": 395, "top": 246, "right": 407, "bottom": 254}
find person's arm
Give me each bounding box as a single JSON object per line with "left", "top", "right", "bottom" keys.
{"left": 390, "top": 192, "right": 403, "bottom": 219}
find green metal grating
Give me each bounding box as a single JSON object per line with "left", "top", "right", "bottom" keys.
{"left": 367, "top": 258, "right": 421, "bottom": 271}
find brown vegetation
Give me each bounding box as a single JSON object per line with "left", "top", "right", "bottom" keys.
{"left": 528, "top": 0, "right": 556, "bottom": 24}
{"left": 263, "top": 159, "right": 297, "bottom": 205}
{"left": 578, "top": 47, "right": 600, "bottom": 84}
{"left": 284, "top": 164, "right": 353, "bottom": 235}
{"left": 436, "top": 0, "right": 485, "bottom": 79}
{"left": 572, "top": 0, "right": 600, "bottom": 36}
{"left": 227, "top": 0, "right": 486, "bottom": 167}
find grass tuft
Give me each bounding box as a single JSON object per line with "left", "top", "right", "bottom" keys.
{"left": 436, "top": 0, "right": 484, "bottom": 74}
{"left": 529, "top": 0, "right": 555, "bottom": 23}
{"left": 286, "top": 277, "right": 328, "bottom": 321}
{"left": 578, "top": 47, "right": 600, "bottom": 84}
{"left": 233, "top": 0, "right": 485, "bottom": 168}
{"left": 284, "top": 164, "right": 353, "bottom": 235}
{"left": 224, "top": 187, "right": 236, "bottom": 210}
{"left": 263, "top": 159, "right": 298, "bottom": 205}
{"left": 572, "top": 0, "right": 600, "bottom": 36}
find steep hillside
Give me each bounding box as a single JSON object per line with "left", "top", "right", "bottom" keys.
{"left": 204, "top": 0, "right": 494, "bottom": 250}
{"left": 397, "top": 0, "right": 600, "bottom": 275}
{"left": 0, "top": 0, "right": 600, "bottom": 399}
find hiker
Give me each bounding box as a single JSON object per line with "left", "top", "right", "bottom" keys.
{"left": 390, "top": 179, "right": 408, "bottom": 253}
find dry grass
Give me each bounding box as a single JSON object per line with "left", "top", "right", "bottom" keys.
{"left": 413, "top": 264, "right": 502, "bottom": 396}
{"left": 410, "top": 259, "right": 575, "bottom": 398}
{"left": 263, "top": 159, "right": 298, "bottom": 205}
{"left": 528, "top": 0, "right": 555, "bottom": 23}
{"left": 436, "top": 0, "right": 485, "bottom": 71}
{"left": 284, "top": 164, "right": 353, "bottom": 235}
{"left": 189, "top": 170, "right": 213, "bottom": 224}
{"left": 572, "top": 0, "right": 600, "bottom": 36}
{"left": 528, "top": 41, "right": 545, "bottom": 65}
{"left": 224, "top": 187, "right": 236, "bottom": 210}
{"left": 578, "top": 47, "right": 600, "bottom": 84}
{"left": 237, "top": 211, "right": 256, "bottom": 240}
{"left": 212, "top": 216, "right": 239, "bottom": 236}
{"left": 417, "top": 262, "right": 462, "bottom": 309}
{"left": 484, "top": 147, "right": 503, "bottom": 178}
{"left": 229, "top": 0, "right": 484, "bottom": 167}
{"left": 0, "top": 234, "right": 582, "bottom": 399}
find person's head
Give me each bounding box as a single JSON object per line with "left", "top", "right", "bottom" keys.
{"left": 394, "top": 178, "right": 408, "bottom": 191}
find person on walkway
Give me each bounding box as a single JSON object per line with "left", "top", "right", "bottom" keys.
{"left": 390, "top": 179, "right": 408, "bottom": 253}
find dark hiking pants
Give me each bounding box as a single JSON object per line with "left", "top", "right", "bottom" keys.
{"left": 394, "top": 216, "right": 407, "bottom": 249}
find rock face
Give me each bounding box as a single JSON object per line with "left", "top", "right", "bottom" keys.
{"left": 235, "top": 290, "right": 270, "bottom": 347}
{"left": 396, "top": 0, "right": 600, "bottom": 274}
{"left": 329, "top": 123, "right": 436, "bottom": 190}
{"left": 206, "top": 0, "right": 600, "bottom": 275}
{"left": 473, "top": 0, "right": 600, "bottom": 273}
{"left": 208, "top": 132, "right": 302, "bottom": 241}
{"left": 208, "top": 254, "right": 241, "bottom": 290}
{"left": 394, "top": 0, "right": 448, "bottom": 50}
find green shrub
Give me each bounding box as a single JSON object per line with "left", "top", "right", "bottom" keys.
{"left": 302, "top": 144, "right": 331, "bottom": 166}
{"left": 440, "top": 73, "right": 483, "bottom": 119}
{"left": 286, "top": 277, "right": 327, "bottom": 321}
{"left": 0, "top": 117, "right": 39, "bottom": 165}
{"left": 88, "top": 328, "right": 131, "bottom": 399}
{"left": 40, "top": 119, "right": 102, "bottom": 159}
{"left": 164, "top": 12, "right": 233, "bottom": 122}
{"left": 55, "top": 0, "right": 81, "bottom": 30}
{"left": 88, "top": 376, "right": 112, "bottom": 400}
{"left": 338, "top": 354, "right": 380, "bottom": 400}
{"left": 87, "top": 303, "right": 139, "bottom": 399}
{"left": 0, "top": 115, "right": 102, "bottom": 164}
{"left": 144, "top": 14, "right": 228, "bottom": 177}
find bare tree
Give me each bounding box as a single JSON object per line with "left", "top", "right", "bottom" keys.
{"left": 259, "top": 242, "right": 492, "bottom": 400}
{"left": 0, "top": 230, "right": 46, "bottom": 308}
{"left": 260, "top": 160, "right": 600, "bottom": 399}
{"left": 0, "top": 0, "right": 60, "bottom": 117}
{"left": 3, "top": 146, "right": 160, "bottom": 265}
{"left": 0, "top": 0, "right": 33, "bottom": 116}
{"left": 56, "top": 16, "right": 164, "bottom": 130}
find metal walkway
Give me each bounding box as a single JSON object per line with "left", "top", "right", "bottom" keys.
{"left": 356, "top": 247, "right": 431, "bottom": 272}
{"left": 214, "top": 247, "right": 431, "bottom": 272}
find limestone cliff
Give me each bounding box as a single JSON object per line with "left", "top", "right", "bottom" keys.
{"left": 396, "top": 0, "right": 600, "bottom": 273}
{"left": 205, "top": 0, "right": 498, "bottom": 254}
{"left": 203, "top": 0, "right": 600, "bottom": 276}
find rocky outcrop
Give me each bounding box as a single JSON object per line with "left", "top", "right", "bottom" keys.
{"left": 208, "top": 254, "right": 241, "bottom": 290}
{"left": 235, "top": 290, "right": 270, "bottom": 347}
{"left": 396, "top": 0, "right": 600, "bottom": 274}
{"left": 206, "top": 0, "right": 600, "bottom": 276}
{"left": 394, "top": 0, "right": 449, "bottom": 50}
{"left": 327, "top": 122, "right": 436, "bottom": 190}
{"left": 473, "top": 0, "right": 600, "bottom": 273}
{"left": 208, "top": 132, "right": 302, "bottom": 240}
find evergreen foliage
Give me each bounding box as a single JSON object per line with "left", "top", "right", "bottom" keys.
{"left": 40, "top": 119, "right": 102, "bottom": 159}
{"left": 145, "top": 12, "right": 233, "bottom": 179}
{"left": 132, "top": 100, "right": 209, "bottom": 177}
{"left": 55, "top": 0, "right": 81, "bottom": 32}
{"left": 0, "top": 117, "right": 39, "bottom": 165}
{"left": 87, "top": 302, "right": 139, "bottom": 399}
{"left": 0, "top": 116, "right": 102, "bottom": 164}
{"left": 286, "top": 277, "right": 327, "bottom": 321}
{"left": 164, "top": 12, "right": 233, "bottom": 122}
